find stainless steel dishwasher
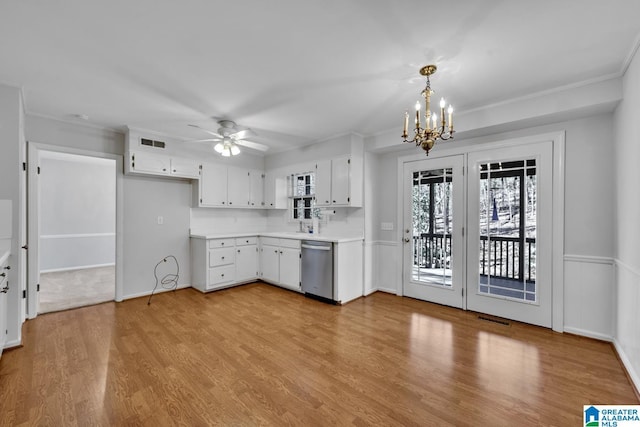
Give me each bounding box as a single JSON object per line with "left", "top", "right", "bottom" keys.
{"left": 301, "top": 240, "right": 334, "bottom": 302}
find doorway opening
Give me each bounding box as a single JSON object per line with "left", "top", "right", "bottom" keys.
{"left": 37, "top": 151, "right": 116, "bottom": 313}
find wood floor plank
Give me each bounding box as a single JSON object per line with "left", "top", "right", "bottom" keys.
{"left": 1, "top": 282, "right": 637, "bottom": 426}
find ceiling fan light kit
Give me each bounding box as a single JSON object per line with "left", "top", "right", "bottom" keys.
{"left": 186, "top": 120, "right": 269, "bottom": 157}
{"left": 402, "top": 64, "right": 455, "bottom": 155}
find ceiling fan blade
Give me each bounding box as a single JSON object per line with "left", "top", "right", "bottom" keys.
{"left": 230, "top": 129, "right": 256, "bottom": 140}
{"left": 182, "top": 138, "right": 222, "bottom": 143}
{"left": 234, "top": 139, "right": 269, "bottom": 152}
{"left": 188, "top": 124, "right": 222, "bottom": 138}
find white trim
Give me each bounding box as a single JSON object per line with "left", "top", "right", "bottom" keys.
{"left": 40, "top": 262, "right": 115, "bottom": 274}
{"left": 3, "top": 338, "right": 22, "bottom": 350}
{"left": 564, "top": 327, "right": 613, "bottom": 342}
{"left": 564, "top": 254, "right": 614, "bottom": 265}
{"left": 123, "top": 283, "right": 192, "bottom": 300}
{"left": 375, "top": 287, "right": 398, "bottom": 295}
{"left": 621, "top": 32, "right": 640, "bottom": 76}
{"left": 614, "top": 338, "right": 640, "bottom": 397}
{"left": 395, "top": 131, "right": 565, "bottom": 330}
{"left": 40, "top": 233, "right": 115, "bottom": 239}
{"left": 27, "top": 142, "right": 124, "bottom": 315}
{"left": 552, "top": 131, "right": 566, "bottom": 332}
{"left": 616, "top": 258, "right": 640, "bottom": 278}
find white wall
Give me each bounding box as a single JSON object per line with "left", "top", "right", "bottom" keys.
{"left": 39, "top": 153, "right": 116, "bottom": 271}
{"left": 613, "top": 45, "right": 640, "bottom": 392}
{"left": 27, "top": 115, "right": 192, "bottom": 299}
{"left": 368, "top": 114, "right": 616, "bottom": 339}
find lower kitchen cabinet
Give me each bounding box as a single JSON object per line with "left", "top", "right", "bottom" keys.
{"left": 191, "top": 236, "right": 258, "bottom": 292}
{"left": 259, "top": 237, "right": 301, "bottom": 292}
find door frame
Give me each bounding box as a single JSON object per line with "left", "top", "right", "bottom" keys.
{"left": 401, "top": 155, "right": 466, "bottom": 309}
{"left": 27, "top": 142, "right": 124, "bottom": 319}
{"left": 396, "top": 131, "right": 565, "bottom": 332}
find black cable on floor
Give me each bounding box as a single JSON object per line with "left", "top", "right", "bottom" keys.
{"left": 147, "top": 255, "right": 179, "bottom": 305}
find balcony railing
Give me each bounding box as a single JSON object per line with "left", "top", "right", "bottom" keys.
{"left": 412, "top": 234, "right": 536, "bottom": 282}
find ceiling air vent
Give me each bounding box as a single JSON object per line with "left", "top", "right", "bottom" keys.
{"left": 140, "top": 138, "right": 166, "bottom": 149}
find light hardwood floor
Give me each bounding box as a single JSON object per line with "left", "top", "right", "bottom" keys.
{"left": 0, "top": 283, "right": 637, "bottom": 426}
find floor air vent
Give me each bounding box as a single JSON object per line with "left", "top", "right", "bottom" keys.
{"left": 478, "top": 315, "right": 511, "bottom": 326}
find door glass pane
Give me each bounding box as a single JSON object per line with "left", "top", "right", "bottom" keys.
{"left": 478, "top": 160, "right": 537, "bottom": 302}
{"left": 412, "top": 168, "right": 453, "bottom": 287}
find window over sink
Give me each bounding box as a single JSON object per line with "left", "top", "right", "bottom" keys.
{"left": 290, "top": 171, "right": 316, "bottom": 220}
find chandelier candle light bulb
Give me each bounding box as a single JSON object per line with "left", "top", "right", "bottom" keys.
{"left": 401, "top": 64, "right": 455, "bottom": 155}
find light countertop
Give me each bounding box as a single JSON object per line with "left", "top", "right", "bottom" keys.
{"left": 190, "top": 231, "right": 363, "bottom": 244}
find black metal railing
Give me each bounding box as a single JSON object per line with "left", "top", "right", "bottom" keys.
{"left": 412, "top": 234, "right": 536, "bottom": 282}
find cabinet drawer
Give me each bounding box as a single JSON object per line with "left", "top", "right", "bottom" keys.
{"left": 209, "top": 238, "right": 234, "bottom": 249}
{"left": 209, "top": 265, "right": 235, "bottom": 286}
{"left": 209, "top": 247, "right": 235, "bottom": 267}
{"left": 279, "top": 238, "right": 301, "bottom": 249}
{"left": 260, "top": 237, "right": 280, "bottom": 247}
{"left": 235, "top": 236, "right": 258, "bottom": 246}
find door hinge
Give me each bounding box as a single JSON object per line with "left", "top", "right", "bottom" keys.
{"left": 200, "top": 198, "right": 202, "bottom": 203}
{"left": 347, "top": 197, "right": 350, "bottom": 202}
{"left": 22, "top": 290, "right": 26, "bottom": 299}
{"left": 462, "top": 288, "right": 464, "bottom": 297}
{"left": 22, "top": 162, "right": 26, "bottom": 171}
{"left": 462, "top": 227, "right": 465, "bottom": 237}
{"left": 37, "top": 166, "right": 41, "bottom": 174}
{"left": 348, "top": 158, "right": 351, "bottom": 164}
{"left": 37, "top": 283, "right": 40, "bottom": 292}
{"left": 299, "top": 253, "right": 302, "bottom": 259}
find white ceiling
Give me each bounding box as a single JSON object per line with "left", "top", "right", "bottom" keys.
{"left": 1, "top": 1, "right": 639, "bottom": 154}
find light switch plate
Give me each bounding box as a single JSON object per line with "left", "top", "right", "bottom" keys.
{"left": 381, "top": 222, "right": 394, "bottom": 231}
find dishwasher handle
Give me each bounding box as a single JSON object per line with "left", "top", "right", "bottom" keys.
{"left": 301, "top": 244, "right": 331, "bottom": 251}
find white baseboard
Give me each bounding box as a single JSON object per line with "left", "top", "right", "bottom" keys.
{"left": 41, "top": 262, "right": 115, "bottom": 274}
{"left": 123, "top": 283, "right": 192, "bottom": 300}
{"left": 613, "top": 338, "right": 640, "bottom": 397}
{"left": 3, "top": 338, "right": 22, "bottom": 350}
{"left": 563, "top": 326, "right": 613, "bottom": 342}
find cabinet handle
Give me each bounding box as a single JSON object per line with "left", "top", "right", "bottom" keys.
{"left": 1, "top": 285, "right": 8, "bottom": 293}
{"left": 3, "top": 266, "right": 9, "bottom": 270}
{"left": 274, "top": 250, "right": 278, "bottom": 253}
{"left": 325, "top": 200, "right": 329, "bottom": 203}
{"left": 280, "top": 251, "right": 283, "bottom": 254}
{"left": 221, "top": 256, "right": 225, "bottom": 260}
{"left": 237, "top": 249, "right": 240, "bottom": 253}
{"left": 0, "top": 273, "right": 5, "bottom": 278}
{"left": 229, "top": 202, "right": 233, "bottom": 205}
{"left": 221, "top": 274, "right": 224, "bottom": 277}
{"left": 333, "top": 200, "right": 336, "bottom": 203}
{"left": 221, "top": 242, "right": 224, "bottom": 246}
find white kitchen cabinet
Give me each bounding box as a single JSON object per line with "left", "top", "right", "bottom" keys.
{"left": 259, "top": 237, "right": 301, "bottom": 292}
{"left": 260, "top": 243, "right": 280, "bottom": 283}
{"left": 249, "top": 170, "right": 264, "bottom": 207}
{"left": 199, "top": 163, "right": 228, "bottom": 207}
{"left": 227, "top": 166, "right": 250, "bottom": 207}
{"left": 235, "top": 237, "right": 258, "bottom": 282}
{"left": 126, "top": 151, "right": 201, "bottom": 179}
{"left": 314, "top": 156, "right": 362, "bottom": 207}
{"left": 170, "top": 158, "right": 200, "bottom": 179}
{"left": 128, "top": 151, "right": 170, "bottom": 175}
{"left": 263, "top": 171, "right": 288, "bottom": 209}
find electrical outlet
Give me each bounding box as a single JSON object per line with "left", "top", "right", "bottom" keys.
{"left": 381, "top": 222, "right": 394, "bottom": 231}
{"left": 157, "top": 216, "right": 164, "bottom": 225}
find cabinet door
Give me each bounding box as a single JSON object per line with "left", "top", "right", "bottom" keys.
{"left": 170, "top": 158, "right": 200, "bottom": 179}
{"left": 315, "top": 159, "right": 332, "bottom": 206}
{"left": 0, "top": 277, "right": 6, "bottom": 354}
{"left": 264, "top": 172, "right": 288, "bottom": 209}
{"left": 249, "top": 170, "right": 264, "bottom": 207}
{"left": 227, "top": 167, "right": 250, "bottom": 207}
{"left": 200, "top": 163, "right": 228, "bottom": 206}
{"left": 236, "top": 245, "right": 258, "bottom": 282}
{"left": 131, "top": 151, "right": 170, "bottom": 175}
{"left": 331, "top": 157, "right": 350, "bottom": 205}
{"left": 279, "top": 247, "right": 301, "bottom": 291}
{"left": 261, "top": 245, "right": 280, "bottom": 283}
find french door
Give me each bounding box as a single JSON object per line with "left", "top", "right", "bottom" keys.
{"left": 402, "top": 155, "right": 464, "bottom": 308}
{"left": 466, "top": 142, "right": 552, "bottom": 327}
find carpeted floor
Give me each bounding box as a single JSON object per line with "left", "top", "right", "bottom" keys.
{"left": 39, "top": 266, "right": 115, "bottom": 313}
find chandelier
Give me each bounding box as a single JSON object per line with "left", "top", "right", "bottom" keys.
{"left": 214, "top": 137, "right": 241, "bottom": 157}
{"left": 402, "top": 65, "right": 454, "bottom": 155}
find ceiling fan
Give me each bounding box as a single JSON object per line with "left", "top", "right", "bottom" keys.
{"left": 186, "top": 120, "right": 269, "bottom": 156}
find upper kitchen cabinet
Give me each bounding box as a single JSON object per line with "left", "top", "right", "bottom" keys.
{"left": 197, "top": 164, "right": 265, "bottom": 209}
{"left": 315, "top": 155, "right": 363, "bottom": 207}
{"left": 125, "top": 151, "right": 201, "bottom": 179}
{"left": 263, "top": 171, "right": 288, "bottom": 209}
{"left": 199, "top": 163, "right": 228, "bottom": 207}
